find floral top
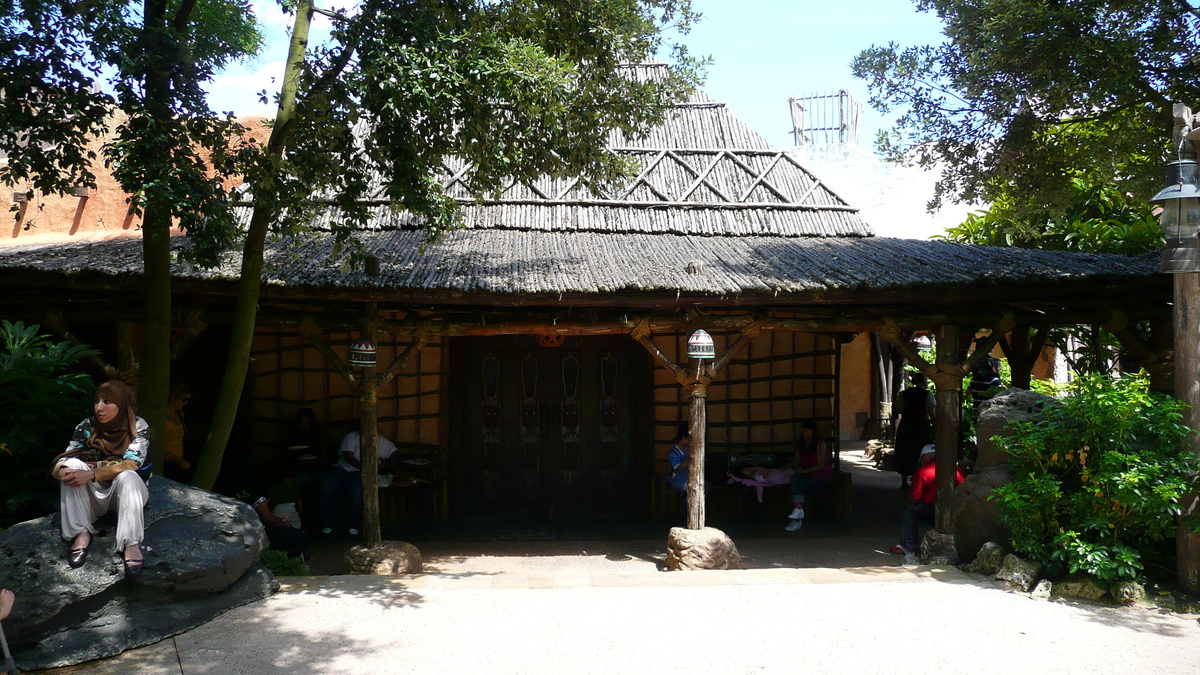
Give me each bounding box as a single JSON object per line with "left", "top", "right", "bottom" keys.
{"left": 60, "top": 416, "right": 151, "bottom": 468}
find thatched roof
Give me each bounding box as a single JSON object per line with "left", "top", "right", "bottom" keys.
{"left": 0, "top": 63, "right": 1163, "bottom": 305}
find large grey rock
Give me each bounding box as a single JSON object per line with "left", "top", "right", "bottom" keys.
{"left": 1053, "top": 573, "right": 1108, "bottom": 601}
{"left": 1030, "top": 580, "right": 1053, "bottom": 601}
{"left": 345, "top": 541, "right": 423, "bottom": 575}
{"left": 0, "top": 477, "right": 276, "bottom": 670}
{"left": 975, "top": 388, "right": 1060, "bottom": 470}
{"left": 665, "top": 527, "right": 742, "bottom": 571}
{"left": 962, "top": 542, "right": 1007, "bottom": 575}
{"left": 951, "top": 465, "right": 1014, "bottom": 562}
{"left": 995, "top": 554, "right": 1042, "bottom": 592}
{"left": 920, "top": 530, "right": 958, "bottom": 565}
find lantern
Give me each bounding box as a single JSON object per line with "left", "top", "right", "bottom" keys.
{"left": 1150, "top": 160, "right": 1200, "bottom": 273}
{"left": 912, "top": 334, "right": 933, "bottom": 353}
{"left": 687, "top": 329, "right": 715, "bottom": 359}
{"left": 347, "top": 338, "right": 377, "bottom": 367}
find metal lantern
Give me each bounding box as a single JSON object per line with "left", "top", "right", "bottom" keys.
{"left": 687, "top": 329, "right": 716, "bottom": 359}
{"left": 912, "top": 334, "right": 933, "bottom": 353}
{"left": 347, "top": 338, "right": 377, "bottom": 368}
{"left": 1150, "top": 159, "right": 1200, "bottom": 273}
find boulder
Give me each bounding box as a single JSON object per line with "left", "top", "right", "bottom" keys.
{"left": 920, "top": 530, "right": 958, "bottom": 565}
{"left": 995, "top": 554, "right": 1042, "bottom": 592}
{"left": 344, "top": 541, "right": 423, "bottom": 575}
{"left": 975, "top": 388, "right": 1060, "bottom": 470}
{"left": 951, "top": 465, "right": 1014, "bottom": 563}
{"left": 1110, "top": 580, "right": 1147, "bottom": 606}
{"left": 1052, "top": 573, "right": 1108, "bottom": 601}
{"left": 664, "top": 527, "right": 742, "bottom": 571}
{"left": 1031, "top": 580, "right": 1053, "bottom": 601}
{"left": 0, "top": 477, "right": 276, "bottom": 670}
{"left": 962, "top": 542, "right": 1007, "bottom": 576}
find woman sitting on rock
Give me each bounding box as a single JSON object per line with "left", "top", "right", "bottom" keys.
{"left": 50, "top": 380, "right": 150, "bottom": 575}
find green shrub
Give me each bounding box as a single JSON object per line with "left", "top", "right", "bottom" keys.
{"left": 990, "top": 374, "right": 1196, "bottom": 583}
{"left": 260, "top": 549, "right": 310, "bottom": 576}
{"left": 0, "top": 321, "right": 97, "bottom": 527}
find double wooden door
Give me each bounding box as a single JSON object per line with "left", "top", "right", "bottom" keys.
{"left": 452, "top": 335, "right": 646, "bottom": 520}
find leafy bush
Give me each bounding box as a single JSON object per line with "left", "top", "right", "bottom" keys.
{"left": 990, "top": 374, "right": 1196, "bottom": 583}
{"left": 260, "top": 549, "right": 310, "bottom": 576}
{"left": 0, "top": 321, "right": 97, "bottom": 526}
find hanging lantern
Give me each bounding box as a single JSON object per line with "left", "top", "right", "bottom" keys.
{"left": 1150, "top": 159, "right": 1200, "bottom": 273}
{"left": 912, "top": 335, "right": 933, "bottom": 353}
{"left": 687, "top": 329, "right": 715, "bottom": 359}
{"left": 348, "top": 338, "right": 377, "bottom": 367}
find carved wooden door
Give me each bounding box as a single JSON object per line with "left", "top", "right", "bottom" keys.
{"left": 456, "top": 335, "right": 638, "bottom": 520}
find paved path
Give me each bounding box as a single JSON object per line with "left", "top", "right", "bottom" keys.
{"left": 50, "top": 565, "right": 1200, "bottom": 675}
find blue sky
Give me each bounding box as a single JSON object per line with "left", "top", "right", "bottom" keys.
{"left": 207, "top": 0, "right": 949, "bottom": 151}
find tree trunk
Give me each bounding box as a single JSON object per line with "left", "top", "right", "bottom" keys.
{"left": 359, "top": 303, "right": 382, "bottom": 548}
{"left": 1174, "top": 273, "right": 1200, "bottom": 591}
{"left": 933, "top": 324, "right": 962, "bottom": 534}
{"left": 139, "top": 208, "right": 171, "bottom": 472}
{"left": 191, "top": 0, "right": 314, "bottom": 490}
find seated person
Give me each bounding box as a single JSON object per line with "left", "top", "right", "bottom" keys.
{"left": 50, "top": 380, "right": 150, "bottom": 575}
{"left": 666, "top": 424, "right": 690, "bottom": 494}
{"left": 890, "top": 444, "right": 965, "bottom": 556}
{"left": 320, "top": 430, "right": 397, "bottom": 535}
{"left": 785, "top": 419, "right": 832, "bottom": 532}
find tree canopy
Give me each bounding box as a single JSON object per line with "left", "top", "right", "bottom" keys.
{"left": 851, "top": 0, "right": 1200, "bottom": 218}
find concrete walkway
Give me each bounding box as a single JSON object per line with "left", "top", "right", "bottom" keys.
{"left": 47, "top": 565, "right": 1200, "bottom": 675}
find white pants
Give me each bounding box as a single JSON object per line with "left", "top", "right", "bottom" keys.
{"left": 59, "top": 457, "right": 149, "bottom": 551}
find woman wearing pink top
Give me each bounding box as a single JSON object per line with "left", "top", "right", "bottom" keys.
{"left": 785, "top": 419, "right": 833, "bottom": 532}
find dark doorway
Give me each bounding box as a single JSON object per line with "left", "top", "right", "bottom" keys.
{"left": 449, "top": 335, "right": 650, "bottom": 521}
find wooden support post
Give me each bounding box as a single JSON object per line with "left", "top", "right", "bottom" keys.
{"left": 932, "top": 324, "right": 962, "bottom": 533}
{"left": 359, "top": 303, "right": 382, "bottom": 549}
{"left": 686, "top": 360, "right": 709, "bottom": 530}
{"left": 1174, "top": 273, "right": 1200, "bottom": 591}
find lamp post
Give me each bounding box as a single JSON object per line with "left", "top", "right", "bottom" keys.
{"left": 1150, "top": 114, "right": 1200, "bottom": 590}
{"left": 350, "top": 327, "right": 382, "bottom": 547}
{"left": 685, "top": 329, "right": 715, "bottom": 530}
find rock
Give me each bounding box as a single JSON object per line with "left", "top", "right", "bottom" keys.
{"left": 1052, "top": 573, "right": 1108, "bottom": 601}
{"left": 0, "top": 477, "right": 275, "bottom": 670}
{"left": 344, "top": 541, "right": 423, "bottom": 575}
{"left": 1111, "top": 580, "right": 1147, "bottom": 606}
{"left": 962, "top": 542, "right": 1008, "bottom": 575}
{"left": 1152, "top": 594, "right": 1177, "bottom": 612}
{"left": 920, "top": 530, "right": 958, "bottom": 565}
{"left": 995, "top": 554, "right": 1042, "bottom": 592}
{"left": 1031, "top": 579, "right": 1052, "bottom": 600}
{"left": 951, "top": 465, "right": 1014, "bottom": 562}
{"left": 976, "top": 388, "right": 1060, "bottom": 470}
{"left": 664, "top": 527, "right": 742, "bottom": 571}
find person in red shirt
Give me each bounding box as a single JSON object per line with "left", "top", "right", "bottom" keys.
{"left": 890, "top": 444, "right": 964, "bottom": 555}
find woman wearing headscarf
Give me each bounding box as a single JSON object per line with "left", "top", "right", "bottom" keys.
{"left": 50, "top": 380, "right": 151, "bottom": 574}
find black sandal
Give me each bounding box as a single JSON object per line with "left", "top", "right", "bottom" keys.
{"left": 124, "top": 545, "right": 145, "bottom": 575}
{"left": 68, "top": 534, "right": 92, "bottom": 568}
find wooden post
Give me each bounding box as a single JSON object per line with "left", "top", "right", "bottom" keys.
{"left": 932, "top": 324, "right": 962, "bottom": 533}
{"left": 358, "top": 304, "right": 382, "bottom": 549}
{"left": 686, "top": 359, "right": 709, "bottom": 530}
{"left": 1175, "top": 273, "right": 1200, "bottom": 591}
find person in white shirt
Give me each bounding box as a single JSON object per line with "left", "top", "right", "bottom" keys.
{"left": 319, "top": 431, "right": 397, "bottom": 535}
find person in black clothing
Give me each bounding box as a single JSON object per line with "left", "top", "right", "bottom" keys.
{"left": 893, "top": 373, "right": 934, "bottom": 490}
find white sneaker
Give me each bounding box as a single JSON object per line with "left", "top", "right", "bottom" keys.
{"left": 784, "top": 519, "right": 803, "bottom": 532}
{"left": 788, "top": 507, "right": 805, "bottom": 520}
{"left": 321, "top": 527, "right": 333, "bottom": 535}
{"left": 348, "top": 528, "right": 359, "bottom": 536}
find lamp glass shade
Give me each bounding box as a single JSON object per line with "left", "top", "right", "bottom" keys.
{"left": 687, "top": 329, "right": 716, "bottom": 359}
{"left": 1158, "top": 196, "right": 1200, "bottom": 273}
{"left": 348, "top": 338, "right": 377, "bottom": 367}
{"left": 912, "top": 335, "right": 933, "bottom": 352}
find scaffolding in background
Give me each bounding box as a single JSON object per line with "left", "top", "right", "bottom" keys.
{"left": 788, "top": 90, "right": 862, "bottom": 147}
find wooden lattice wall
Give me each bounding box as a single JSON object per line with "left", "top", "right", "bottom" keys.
{"left": 249, "top": 328, "right": 444, "bottom": 462}
{"left": 651, "top": 330, "right": 836, "bottom": 469}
